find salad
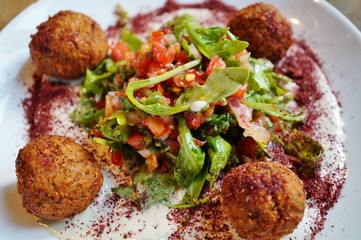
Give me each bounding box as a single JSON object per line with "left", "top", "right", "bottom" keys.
{"left": 72, "top": 13, "right": 322, "bottom": 209}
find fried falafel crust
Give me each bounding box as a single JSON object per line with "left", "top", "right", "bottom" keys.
{"left": 15, "top": 135, "right": 103, "bottom": 220}
{"left": 220, "top": 162, "right": 306, "bottom": 240}
{"left": 29, "top": 11, "right": 108, "bottom": 80}
{"left": 228, "top": 3, "right": 294, "bottom": 63}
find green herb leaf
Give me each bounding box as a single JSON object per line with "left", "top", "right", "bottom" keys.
{"left": 133, "top": 165, "right": 177, "bottom": 209}
{"left": 185, "top": 23, "right": 248, "bottom": 59}
{"left": 206, "top": 135, "right": 232, "bottom": 187}
{"left": 71, "top": 96, "right": 104, "bottom": 128}
{"left": 174, "top": 115, "right": 205, "bottom": 186}
{"left": 167, "top": 14, "right": 248, "bottom": 59}
{"left": 125, "top": 59, "right": 201, "bottom": 116}
{"left": 175, "top": 67, "right": 250, "bottom": 108}
{"left": 99, "top": 111, "right": 129, "bottom": 142}
{"left": 121, "top": 29, "right": 143, "bottom": 51}
{"left": 284, "top": 129, "right": 324, "bottom": 164}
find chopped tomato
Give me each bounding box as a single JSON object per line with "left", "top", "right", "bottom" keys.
{"left": 110, "top": 42, "right": 130, "bottom": 61}
{"left": 142, "top": 116, "right": 172, "bottom": 137}
{"left": 156, "top": 83, "right": 165, "bottom": 96}
{"left": 159, "top": 162, "right": 168, "bottom": 173}
{"left": 127, "top": 133, "right": 146, "bottom": 150}
{"left": 193, "top": 138, "right": 206, "bottom": 146}
{"left": 95, "top": 99, "right": 105, "bottom": 109}
{"left": 146, "top": 154, "right": 158, "bottom": 172}
{"left": 232, "top": 84, "right": 248, "bottom": 100}
{"left": 164, "top": 138, "right": 180, "bottom": 155}
{"left": 206, "top": 55, "right": 226, "bottom": 76}
{"left": 131, "top": 53, "right": 155, "bottom": 77}
{"left": 268, "top": 115, "right": 280, "bottom": 124}
{"left": 175, "top": 50, "right": 189, "bottom": 64}
{"left": 111, "top": 150, "right": 123, "bottom": 166}
{"left": 152, "top": 30, "right": 181, "bottom": 65}
{"left": 148, "top": 61, "right": 166, "bottom": 77}
{"left": 90, "top": 129, "right": 103, "bottom": 138}
{"left": 184, "top": 111, "right": 204, "bottom": 129}
{"left": 236, "top": 137, "right": 258, "bottom": 159}
{"left": 168, "top": 127, "right": 179, "bottom": 139}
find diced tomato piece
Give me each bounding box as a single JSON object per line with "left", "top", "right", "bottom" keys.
{"left": 161, "top": 28, "right": 172, "bottom": 34}
{"left": 268, "top": 115, "right": 280, "bottom": 124}
{"left": 156, "top": 83, "right": 165, "bottom": 96}
{"left": 206, "top": 55, "right": 226, "bottom": 76}
{"left": 193, "top": 138, "right": 206, "bottom": 146}
{"left": 95, "top": 99, "right": 105, "bottom": 109}
{"left": 148, "top": 61, "right": 166, "bottom": 77}
{"left": 127, "top": 133, "right": 146, "bottom": 150}
{"left": 111, "top": 150, "right": 123, "bottom": 166}
{"left": 146, "top": 154, "right": 158, "bottom": 172}
{"left": 232, "top": 84, "right": 248, "bottom": 100}
{"left": 184, "top": 111, "right": 204, "bottom": 129}
{"left": 164, "top": 138, "right": 180, "bottom": 155}
{"left": 168, "top": 127, "right": 179, "bottom": 139}
{"left": 131, "top": 54, "right": 155, "bottom": 77}
{"left": 160, "top": 162, "right": 168, "bottom": 173}
{"left": 152, "top": 30, "right": 180, "bottom": 65}
{"left": 159, "top": 124, "right": 173, "bottom": 137}
{"left": 152, "top": 31, "right": 164, "bottom": 42}
{"left": 175, "top": 50, "right": 189, "bottom": 64}
{"left": 142, "top": 116, "right": 172, "bottom": 137}
{"left": 236, "top": 137, "right": 258, "bottom": 159}
{"left": 90, "top": 129, "right": 103, "bottom": 138}
{"left": 273, "top": 124, "right": 283, "bottom": 132}
{"left": 110, "top": 42, "right": 130, "bottom": 61}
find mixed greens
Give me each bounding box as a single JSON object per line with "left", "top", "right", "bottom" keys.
{"left": 72, "top": 13, "right": 323, "bottom": 209}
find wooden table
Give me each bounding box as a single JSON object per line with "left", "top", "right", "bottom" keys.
{"left": 1, "top": 0, "right": 360, "bottom": 30}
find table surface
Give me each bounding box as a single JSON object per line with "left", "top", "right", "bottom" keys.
{"left": 1, "top": 0, "right": 360, "bottom": 30}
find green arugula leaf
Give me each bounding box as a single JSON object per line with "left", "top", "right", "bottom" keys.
{"left": 175, "top": 66, "right": 250, "bottom": 109}
{"left": 206, "top": 135, "right": 232, "bottom": 187}
{"left": 167, "top": 14, "right": 248, "bottom": 60}
{"left": 99, "top": 111, "right": 129, "bottom": 142}
{"left": 284, "top": 129, "right": 324, "bottom": 164}
{"left": 174, "top": 115, "right": 205, "bottom": 186}
{"left": 121, "top": 29, "right": 143, "bottom": 51}
{"left": 125, "top": 59, "right": 201, "bottom": 116}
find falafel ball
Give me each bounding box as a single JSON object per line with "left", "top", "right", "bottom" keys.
{"left": 220, "top": 162, "right": 306, "bottom": 240}
{"left": 29, "top": 10, "right": 108, "bottom": 80}
{"left": 228, "top": 3, "right": 294, "bottom": 63}
{"left": 15, "top": 135, "right": 103, "bottom": 220}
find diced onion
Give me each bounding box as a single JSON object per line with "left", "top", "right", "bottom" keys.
{"left": 190, "top": 100, "right": 208, "bottom": 112}
{"left": 189, "top": 43, "right": 201, "bottom": 59}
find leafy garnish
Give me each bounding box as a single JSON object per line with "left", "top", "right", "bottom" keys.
{"left": 284, "top": 129, "right": 324, "bottom": 164}
{"left": 175, "top": 67, "right": 250, "bottom": 109}
{"left": 174, "top": 115, "right": 205, "bottom": 186}
{"left": 168, "top": 14, "right": 248, "bottom": 59}
{"left": 206, "top": 135, "right": 232, "bottom": 187}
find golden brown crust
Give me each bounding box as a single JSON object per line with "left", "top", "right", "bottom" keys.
{"left": 228, "top": 3, "right": 294, "bottom": 63}
{"left": 15, "top": 135, "right": 103, "bottom": 220}
{"left": 220, "top": 162, "right": 306, "bottom": 240}
{"left": 29, "top": 10, "right": 108, "bottom": 79}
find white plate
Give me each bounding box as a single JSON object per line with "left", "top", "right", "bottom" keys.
{"left": 1, "top": 0, "right": 360, "bottom": 239}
